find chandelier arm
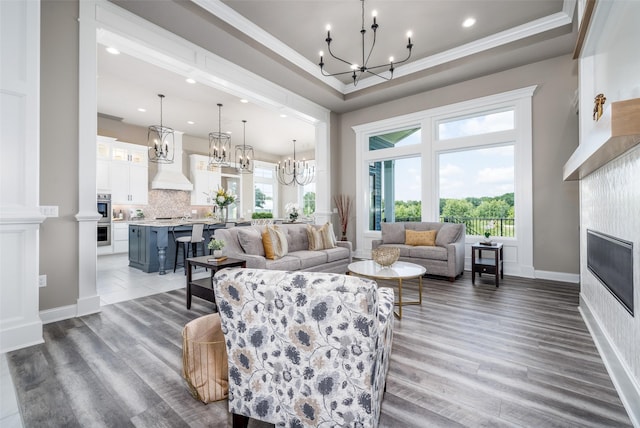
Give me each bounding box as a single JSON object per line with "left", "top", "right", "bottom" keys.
{"left": 365, "top": 69, "right": 392, "bottom": 81}
{"left": 327, "top": 44, "right": 356, "bottom": 68}
{"left": 321, "top": 67, "right": 361, "bottom": 77}
{"left": 363, "top": 25, "right": 377, "bottom": 70}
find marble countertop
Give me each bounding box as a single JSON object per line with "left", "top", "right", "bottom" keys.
{"left": 127, "top": 219, "right": 223, "bottom": 227}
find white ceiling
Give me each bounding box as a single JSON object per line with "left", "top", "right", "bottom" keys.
{"left": 97, "top": 0, "right": 577, "bottom": 157}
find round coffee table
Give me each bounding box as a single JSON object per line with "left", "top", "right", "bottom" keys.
{"left": 348, "top": 260, "right": 426, "bottom": 319}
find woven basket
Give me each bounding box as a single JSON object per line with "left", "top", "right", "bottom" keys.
{"left": 372, "top": 247, "right": 400, "bottom": 267}
{"left": 182, "top": 314, "right": 229, "bottom": 403}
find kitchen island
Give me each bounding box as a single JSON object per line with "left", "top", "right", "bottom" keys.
{"left": 128, "top": 220, "right": 241, "bottom": 274}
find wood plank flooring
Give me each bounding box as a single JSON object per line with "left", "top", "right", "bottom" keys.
{"left": 6, "top": 273, "right": 632, "bottom": 427}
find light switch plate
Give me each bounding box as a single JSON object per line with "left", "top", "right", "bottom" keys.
{"left": 39, "top": 275, "right": 47, "bottom": 288}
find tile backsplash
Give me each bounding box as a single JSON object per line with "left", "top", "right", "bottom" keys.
{"left": 113, "top": 190, "right": 214, "bottom": 220}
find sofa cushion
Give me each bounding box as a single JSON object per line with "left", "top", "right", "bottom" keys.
{"left": 322, "top": 246, "right": 351, "bottom": 263}
{"left": 237, "top": 227, "right": 265, "bottom": 257}
{"left": 288, "top": 250, "right": 328, "bottom": 269}
{"left": 435, "top": 223, "right": 464, "bottom": 247}
{"left": 307, "top": 225, "right": 324, "bottom": 250}
{"left": 263, "top": 225, "right": 288, "bottom": 260}
{"left": 409, "top": 245, "right": 448, "bottom": 261}
{"left": 381, "top": 223, "right": 405, "bottom": 244}
{"left": 405, "top": 229, "right": 437, "bottom": 246}
{"left": 285, "top": 225, "right": 309, "bottom": 253}
{"left": 264, "top": 255, "right": 301, "bottom": 271}
{"left": 379, "top": 243, "right": 412, "bottom": 257}
{"left": 318, "top": 222, "right": 337, "bottom": 248}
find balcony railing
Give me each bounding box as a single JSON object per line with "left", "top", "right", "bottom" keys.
{"left": 389, "top": 216, "right": 514, "bottom": 237}
{"left": 440, "top": 216, "right": 515, "bottom": 237}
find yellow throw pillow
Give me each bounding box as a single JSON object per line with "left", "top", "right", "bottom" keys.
{"left": 307, "top": 225, "right": 324, "bottom": 251}
{"left": 262, "top": 225, "right": 288, "bottom": 260}
{"left": 405, "top": 229, "right": 437, "bottom": 246}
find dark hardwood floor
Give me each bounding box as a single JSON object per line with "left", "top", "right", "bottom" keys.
{"left": 7, "top": 273, "right": 632, "bottom": 427}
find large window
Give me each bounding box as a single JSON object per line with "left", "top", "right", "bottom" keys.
{"left": 354, "top": 86, "right": 535, "bottom": 275}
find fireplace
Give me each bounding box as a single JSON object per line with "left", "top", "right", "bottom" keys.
{"left": 587, "top": 230, "right": 634, "bottom": 316}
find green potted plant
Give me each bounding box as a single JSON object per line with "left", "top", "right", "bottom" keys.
{"left": 208, "top": 238, "right": 225, "bottom": 258}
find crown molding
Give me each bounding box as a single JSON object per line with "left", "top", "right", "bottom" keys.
{"left": 194, "top": 0, "right": 576, "bottom": 95}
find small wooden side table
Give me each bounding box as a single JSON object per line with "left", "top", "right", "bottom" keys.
{"left": 186, "top": 256, "right": 246, "bottom": 309}
{"left": 471, "top": 242, "right": 504, "bottom": 287}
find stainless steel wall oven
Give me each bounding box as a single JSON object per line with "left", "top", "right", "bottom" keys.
{"left": 97, "top": 193, "right": 111, "bottom": 246}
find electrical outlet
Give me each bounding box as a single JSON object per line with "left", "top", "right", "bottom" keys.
{"left": 39, "top": 274, "right": 47, "bottom": 288}
{"left": 39, "top": 206, "right": 59, "bottom": 217}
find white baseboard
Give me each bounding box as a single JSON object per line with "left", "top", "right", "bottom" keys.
{"left": 39, "top": 304, "right": 78, "bottom": 325}
{"left": 0, "top": 320, "right": 43, "bottom": 353}
{"left": 580, "top": 296, "right": 640, "bottom": 427}
{"left": 535, "top": 269, "right": 580, "bottom": 283}
{"left": 76, "top": 295, "right": 101, "bottom": 317}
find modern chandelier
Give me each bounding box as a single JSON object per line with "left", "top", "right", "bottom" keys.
{"left": 147, "top": 94, "right": 174, "bottom": 163}
{"left": 276, "top": 140, "right": 315, "bottom": 186}
{"left": 208, "top": 103, "right": 230, "bottom": 168}
{"left": 319, "top": 0, "right": 413, "bottom": 86}
{"left": 235, "top": 120, "right": 254, "bottom": 174}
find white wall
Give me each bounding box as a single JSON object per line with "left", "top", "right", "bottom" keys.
{"left": 576, "top": 1, "right": 640, "bottom": 423}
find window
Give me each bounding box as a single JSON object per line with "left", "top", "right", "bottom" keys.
{"left": 354, "top": 86, "right": 535, "bottom": 274}
{"left": 254, "top": 162, "right": 277, "bottom": 216}
{"left": 439, "top": 145, "right": 515, "bottom": 237}
{"left": 368, "top": 157, "right": 421, "bottom": 230}
{"left": 301, "top": 182, "right": 316, "bottom": 216}
{"left": 369, "top": 127, "right": 420, "bottom": 151}
{"left": 437, "top": 109, "right": 514, "bottom": 140}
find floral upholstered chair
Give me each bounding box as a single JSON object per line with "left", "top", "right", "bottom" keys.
{"left": 212, "top": 268, "right": 395, "bottom": 428}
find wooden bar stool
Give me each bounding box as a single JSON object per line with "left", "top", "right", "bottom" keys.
{"left": 174, "top": 224, "right": 205, "bottom": 274}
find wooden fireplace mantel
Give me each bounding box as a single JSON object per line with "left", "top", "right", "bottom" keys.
{"left": 563, "top": 98, "right": 640, "bottom": 181}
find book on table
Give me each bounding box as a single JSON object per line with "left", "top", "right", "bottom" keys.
{"left": 207, "top": 256, "right": 228, "bottom": 262}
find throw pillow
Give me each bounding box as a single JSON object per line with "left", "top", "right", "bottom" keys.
{"left": 405, "top": 229, "right": 437, "bottom": 246}
{"left": 381, "top": 223, "right": 405, "bottom": 244}
{"left": 262, "top": 225, "right": 288, "bottom": 260}
{"left": 319, "top": 222, "right": 337, "bottom": 249}
{"left": 307, "top": 225, "right": 324, "bottom": 251}
{"left": 237, "top": 228, "right": 265, "bottom": 257}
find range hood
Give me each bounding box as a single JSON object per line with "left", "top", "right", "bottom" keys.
{"left": 151, "top": 131, "right": 194, "bottom": 191}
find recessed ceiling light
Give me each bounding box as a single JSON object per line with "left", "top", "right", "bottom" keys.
{"left": 280, "top": 114, "right": 287, "bottom": 118}
{"left": 106, "top": 46, "right": 120, "bottom": 55}
{"left": 187, "top": 120, "right": 195, "bottom": 125}
{"left": 226, "top": 131, "right": 232, "bottom": 135}
{"left": 240, "top": 99, "right": 249, "bottom": 103}
{"left": 185, "top": 78, "right": 196, "bottom": 84}
{"left": 137, "top": 108, "right": 146, "bottom": 112}
{"left": 462, "top": 17, "right": 476, "bottom": 28}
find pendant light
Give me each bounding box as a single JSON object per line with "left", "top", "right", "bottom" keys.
{"left": 147, "top": 94, "right": 174, "bottom": 163}
{"left": 209, "top": 103, "right": 230, "bottom": 168}
{"left": 276, "top": 140, "right": 315, "bottom": 186}
{"left": 235, "top": 119, "right": 254, "bottom": 174}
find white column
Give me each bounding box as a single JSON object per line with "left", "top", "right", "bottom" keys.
{"left": 76, "top": 0, "right": 101, "bottom": 317}
{"left": 314, "top": 118, "right": 331, "bottom": 225}
{"left": 0, "top": 0, "right": 46, "bottom": 352}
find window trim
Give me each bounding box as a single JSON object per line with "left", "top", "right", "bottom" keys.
{"left": 253, "top": 160, "right": 278, "bottom": 216}
{"left": 353, "top": 85, "right": 536, "bottom": 278}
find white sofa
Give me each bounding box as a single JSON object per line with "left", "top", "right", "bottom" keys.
{"left": 214, "top": 223, "right": 352, "bottom": 273}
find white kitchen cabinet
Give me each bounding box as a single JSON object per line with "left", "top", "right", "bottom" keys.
{"left": 189, "top": 154, "right": 221, "bottom": 205}
{"left": 111, "top": 141, "right": 148, "bottom": 205}
{"left": 97, "top": 136, "right": 116, "bottom": 192}
{"left": 112, "top": 222, "right": 129, "bottom": 254}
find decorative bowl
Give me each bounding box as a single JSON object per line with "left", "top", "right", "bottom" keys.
{"left": 372, "top": 247, "right": 400, "bottom": 267}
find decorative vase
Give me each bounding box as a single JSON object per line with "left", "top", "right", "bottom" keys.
{"left": 341, "top": 231, "right": 347, "bottom": 241}
{"left": 289, "top": 213, "right": 298, "bottom": 223}
{"left": 221, "top": 206, "right": 228, "bottom": 223}
{"left": 213, "top": 250, "right": 223, "bottom": 258}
